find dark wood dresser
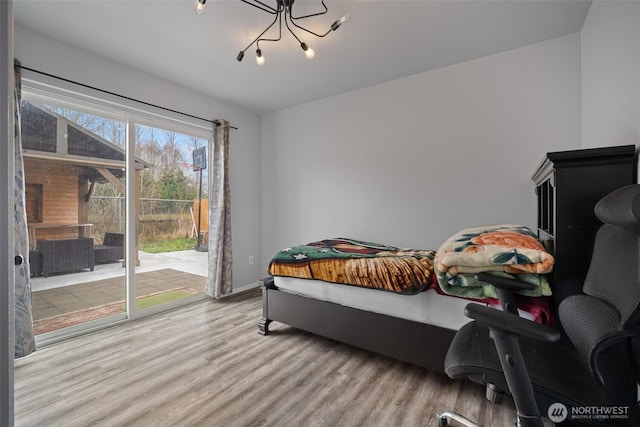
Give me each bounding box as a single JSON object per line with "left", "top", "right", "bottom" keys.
{"left": 532, "top": 144, "right": 637, "bottom": 307}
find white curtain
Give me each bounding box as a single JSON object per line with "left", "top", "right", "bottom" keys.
{"left": 14, "top": 62, "right": 36, "bottom": 357}
{"left": 206, "top": 120, "right": 233, "bottom": 298}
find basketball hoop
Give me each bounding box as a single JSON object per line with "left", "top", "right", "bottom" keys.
{"left": 180, "top": 162, "right": 201, "bottom": 172}
{"left": 188, "top": 146, "right": 208, "bottom": 252}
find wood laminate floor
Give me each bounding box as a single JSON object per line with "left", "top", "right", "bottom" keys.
{"left": 14, "top": 289, "right": 516, "bottom": 427}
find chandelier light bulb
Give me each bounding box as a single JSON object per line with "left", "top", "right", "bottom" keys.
{"left": 305, "top": 48, "right": 315, "bottom": 59}
{"left": 194, "top": 0, "right": 206, "bottom": 15}
{"left": 301, "top": 43, "right": 315, "bottom": 59}
{"left": 338, "top": 12, "right": 351, "bottom": 26}
{"left": 256, "top": 49, "right": 265, "bottom": 66}
{"left": 331, "top": 11, "right": 351, "bottom": 31}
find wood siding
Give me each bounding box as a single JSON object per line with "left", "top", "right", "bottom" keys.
{"left": 25, "top": 159, "right": 89, "bottom": 241}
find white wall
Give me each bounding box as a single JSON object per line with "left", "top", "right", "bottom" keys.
{"left": 261, "top": 34, "right": 582, "bottom": 270}
{"left": 581, "top": 0, "right": 640, "bottom": 153}
{"left": 14, "top": 26, "right": 263, "bottom": 288}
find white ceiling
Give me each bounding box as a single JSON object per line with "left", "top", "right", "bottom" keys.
{"left": 13, "top": 0, "right": 592, "bottom": 114}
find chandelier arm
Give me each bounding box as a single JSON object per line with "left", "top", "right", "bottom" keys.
{"left": 257, "top": 12, "right": 283, "bottom": 46}
{"left": 284, "top": 11, "right": 304, "bottom": 44}
{"left": 289, "top": 17, "right": 332, "bottom": 38}
{"left": 288, "top": 0, "right": 328, "bottom": 20}
{"left": 239, "top": 0, "right": 278, "bottom": 14}
{"left": 240, "top": 12, "right": 280, "bottom": 54}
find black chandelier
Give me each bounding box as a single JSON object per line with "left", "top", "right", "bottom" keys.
{"left": 194, "top": 0, "right": 351, "bottom": 65}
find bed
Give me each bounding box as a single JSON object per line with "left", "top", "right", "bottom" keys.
{"left": 259, "top": 228, "right": 554, "bottom": 373}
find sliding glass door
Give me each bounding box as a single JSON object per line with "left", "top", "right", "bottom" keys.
{"left": 21, "top": 86, "right": 211, "bottom": 342}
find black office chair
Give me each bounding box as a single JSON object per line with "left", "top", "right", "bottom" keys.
{"left": 438, "top": 184, "right": 640, "bottom": 427}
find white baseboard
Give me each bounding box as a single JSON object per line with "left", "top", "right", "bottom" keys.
{"left": 232, "top": 281, "right": 260, "bottom": 295}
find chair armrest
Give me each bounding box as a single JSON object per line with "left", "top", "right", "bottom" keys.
{"left": 464, "top": 304, "right": 560, "bottom": 342}
{"left": 474, "top": 272, "right": 539, "bottom": 315}
{"left": 474, "top": 272, "right": 537, "bottom": 291}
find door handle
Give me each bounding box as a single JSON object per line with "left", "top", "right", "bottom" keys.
{"left": 15, "top": 255, "right": 24, "bottom": 266}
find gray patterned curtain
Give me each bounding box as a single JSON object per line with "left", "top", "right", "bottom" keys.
{"left": 14, "top": 62, "right": 36, "bottom": 357}
{"left": 206, "top": 120, "right": 233, "bottom": 298}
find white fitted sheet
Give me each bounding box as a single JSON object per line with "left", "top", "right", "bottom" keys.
{"left": 273, "top": 276, "right": 478, "bottom": 330}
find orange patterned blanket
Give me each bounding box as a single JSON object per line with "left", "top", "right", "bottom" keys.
{"left": 434, "top": 224, "right": 554, "bottom": 299}
{"left": 268, "top": 238, "right": 435, "bottom": 294}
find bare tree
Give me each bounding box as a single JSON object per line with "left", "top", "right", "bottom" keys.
{"left": 159, "top": 131, "right": 184, "bottom": 172}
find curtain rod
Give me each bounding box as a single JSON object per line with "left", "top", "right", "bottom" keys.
{"left": 16, "top": 64, "right": 238, "bottom": 130}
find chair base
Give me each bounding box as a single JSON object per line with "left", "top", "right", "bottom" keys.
{"left": 437, "top": 410, "right": 557, "bottom": 427}
{"left": 436, "top": 411, "right": 480, "bottom": 427}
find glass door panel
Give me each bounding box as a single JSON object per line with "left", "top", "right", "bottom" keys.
{"left": 132, "top": 123, "right": 208, "bottom": 313}
{"left": 21, "top": 97, "right": 128, "bottom": 336}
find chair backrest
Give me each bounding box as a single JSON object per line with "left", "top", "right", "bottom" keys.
{"left": 585, "top": 184, "right": 640, "bottom": 327}
{"left": 558, "top": 184, "right": 640, "bottom": 390}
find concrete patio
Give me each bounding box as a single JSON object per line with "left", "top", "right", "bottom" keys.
{"left": 31, "top": 248, "right": 208, "bottom": 291}
{"left": 30, "top": 249, "right": 209, "bottom": 334}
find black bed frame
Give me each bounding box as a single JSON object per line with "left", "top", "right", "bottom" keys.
{"left": 258, "top": 277, "right": 457, "bottom": 372}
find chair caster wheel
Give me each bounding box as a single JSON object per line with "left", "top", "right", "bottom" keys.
{"left": 438, "top": 416, "right": 449, "bottom": 427}
{"left": 486, "top": 383, "right": 505, "bottom": 404}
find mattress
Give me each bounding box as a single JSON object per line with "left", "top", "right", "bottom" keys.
{"left": 270, "top": 233, "right": 551, "bottom": 330}
{"left": 274, "top": 276, "right": 481, "bottom": 330}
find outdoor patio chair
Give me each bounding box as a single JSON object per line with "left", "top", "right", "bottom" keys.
{"left": 93, "top": 232, "right": 124, "bottom": 264}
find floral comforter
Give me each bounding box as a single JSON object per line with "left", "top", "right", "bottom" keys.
{"left": 434, "top": 224, "right": 554, "bottom": 299}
